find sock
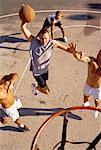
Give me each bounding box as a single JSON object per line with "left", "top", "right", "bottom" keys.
{"left": 19, "top": 123, "right": 24, "bottom": 128}
{"left": 84, "top": 101, "right": 90, "bottom": 107}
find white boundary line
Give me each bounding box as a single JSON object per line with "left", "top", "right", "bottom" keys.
{"left": 0, "top": 9, "right": 101, "bottom": 19}
{"left": 61, "top": 24, "right": 101, "bottom": 30}
{"left": 0, "top": 9, "right": 101, "bottom": 94}
{"left": 14, "top": 58, "right": 31, "bottom": 94}
{"left": 36, "top": 9, "right": 101, "bottom": 14}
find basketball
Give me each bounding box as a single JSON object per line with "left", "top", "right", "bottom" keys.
{"left": 19, "top": 4, "right": 35, "bottom": 23}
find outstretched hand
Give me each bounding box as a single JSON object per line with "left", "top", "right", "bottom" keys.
{"left": 77, "top": 51, "right": 85, "bottom": 59}
{"left": 68, "top": 43, "right": 76, "bottom": 53}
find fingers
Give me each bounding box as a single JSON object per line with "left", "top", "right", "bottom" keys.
{"left": 74, "top": 43, "right": 76, "bottom": 49}
{"left": 22, "top": 4, "right": 25, "bottom": 7}
{"left": 69, "top": 42, "right": 76, "bottom": 48}
{"left": 68, "top": 43, "right": 76, "bottom": 52}
{"left": 22, "top": 4, "right": 29, "bottom": 7}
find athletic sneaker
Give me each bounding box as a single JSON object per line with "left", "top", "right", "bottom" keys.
{"left": 31, "top": 83, "right": 38, "bottom": 95}
{"left": 83, "top": 101, "right": 90, "bottom": 107}
{"left": 63, "top": 36, "right": 68, "bottom": 42}
{"left": 94, "top": 110, "right": 99, "bottom": 118}
{"left": 19, "top": 125, "right": 30, "bottom": 132}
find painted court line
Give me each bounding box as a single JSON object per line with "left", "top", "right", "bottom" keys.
{"left": 14, "top": 58, "right": 31, "bottom": 94}
{"left": 0, "top": 9, "right": 101, "bottom": 19}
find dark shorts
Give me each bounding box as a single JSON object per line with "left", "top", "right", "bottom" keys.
{"left": 34, "top": 72, "right": 48, "bottom": 88}
{"left": 55, "top": 21, "right": 62, "bottom": 27}
{"left": 30, "top": 60, "right": 33, "bottom": 71}
{"left": 42, "top": 18, "right": 62, "bottom": 29}
{"left": 42, "top": 18, "right": 50, "bottom": 29}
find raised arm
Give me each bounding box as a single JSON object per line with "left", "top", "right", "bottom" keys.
{"left": 20, "top": 21, "right": 33, "bottom": 42}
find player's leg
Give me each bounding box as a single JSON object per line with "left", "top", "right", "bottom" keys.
{"left": 94, "top": 99, "right": 100, "bottom": 118}
{"left": 83, "top": 95, "right": 90, "bottom": 106}
{"left": 93, "top": 88, "right": 101, "bottom": 118}
{"left": 92, "top": 87, "right": 101, "bottom": 118}
{"left": 0, "top": 116, "right": 8, "bottom": 124}
{"left": 0, "top": 107, "right": 9, "bottom": 124}
{"left": 39, "top": 71, "right": 50, "bottom": 94}
{"left": 83, "top": 84, "right": 91, "bottom": 106}
{"left": 5, "top": 102, "right": 30, "bottom": 131}
{"left": 14, "top": 118, "right": 30, "bottom": 131}
{"left": 37, "top": 85, "right": 50, "bottom": 94}
{"left": 56, "top": 22, "right": 67, "bottom": 42}
{"left": 33, "top": 72, "right": 50, "bottom": 95}
{"left": 42, "top": 18, "right": 50, "bottom": 29}
{"left": 94, "top": 99, "right": 100, "bottom": 108}
{"left": 36, "top": 18, "right": 50, "bottom": 37}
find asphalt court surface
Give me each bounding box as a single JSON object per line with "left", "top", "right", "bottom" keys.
{"left": 0, "top": 0, "right": 101, "bottom": 150}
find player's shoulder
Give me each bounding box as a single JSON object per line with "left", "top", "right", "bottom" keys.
{"left": 89, "top": 56, "right": 97, "bottom": 65}
{"left": 51, "top": 39, "right": 58, "bottom": 44}
{"left": 48, "top": 14, "right": 55, "bottom": 20}
{"left": 31, "top": 36, "right": 39, "bottom": 43}
{"left": 51, "top": 39, "right": 62, "bottom": 48}
{"left": 89, "top": 56, "right": 96, "bottom": 62}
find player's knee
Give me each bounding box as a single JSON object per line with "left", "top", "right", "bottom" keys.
{"left": 45, "top": 89, "right": 50, "bottom": 94}
{"left": 42, "top": 86, "right": 50, "bottom": 94}
{"left": 95, "top": 99, "right": 100, "bottom": 106}
{"left": 43, "top": 89, "right": 49, "bottom": 95}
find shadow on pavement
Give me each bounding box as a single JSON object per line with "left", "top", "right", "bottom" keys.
{"left": 68, "top": 14, "right": 95, "bottom": 20}
{"left": 67, "top": 13, "right": 99, "bottom": 36}
{"left": 0, "top": 107, "right": 82, "bottom": 132}
{"left": 83, "top": 3, "right": 101, "bottom": 35}
{"left": 53, "top": 119, "right": 100, "bottom": 150}
{"left": 0, "top": 45, "right": 29, "bottom": 51}
{"left": 86, "top": 132, "right": 101, "bottom": 150}
{"left": 0, "top": 126, "right": 24, "bottom": 132}
{"left": 88, "top": 3, "right": 101, "bottom": 10}
{"left": 0, "top": 32, "right": 27, "bottom": 44}
{"left": 19, "top": 107, "right": 82, "bottom": 120}
{"left": 0, "top": 32, "right": 29, "bottom": 51}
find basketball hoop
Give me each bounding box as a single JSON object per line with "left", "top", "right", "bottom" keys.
{"left": 31, "top": 106, "right": 101, "bottom": 150}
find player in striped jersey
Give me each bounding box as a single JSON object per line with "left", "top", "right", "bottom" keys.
{"left": 21, "top": 21, "right": 75, "bottom": 95}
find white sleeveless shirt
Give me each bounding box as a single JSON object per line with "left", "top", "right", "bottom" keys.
{"left": 47, "top": 14, "right": 61, "bottom": 24}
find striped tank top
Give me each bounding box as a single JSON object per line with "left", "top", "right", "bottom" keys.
{"left": 30, "top": 37, "right": 56, "bottom": 76}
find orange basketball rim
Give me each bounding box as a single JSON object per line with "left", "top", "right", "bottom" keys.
{"left": 31, "top": 106, "right": 101, "bottom": 150}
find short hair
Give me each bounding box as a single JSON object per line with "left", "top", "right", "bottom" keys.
{"left": 55, "top": 11, "right": 61, "bottom": 16}
{"left": 39, "top": 28, "right": 49, "bottom": 35}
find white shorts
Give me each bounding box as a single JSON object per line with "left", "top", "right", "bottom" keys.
{"left": 83, "top": 83, "right": 101, "bottom": 100}
{"left": 1, "top": 97, "right": 22, "bottom": 122}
